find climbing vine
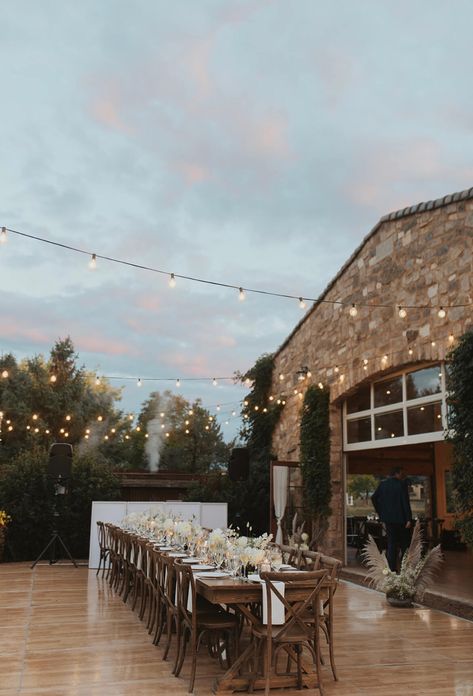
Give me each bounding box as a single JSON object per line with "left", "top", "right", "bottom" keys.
{"left": 299, "top": 385, "right": 332, "bottom": 543}
{"left": 446, "top": 330, "right": 473, "bottom": 550}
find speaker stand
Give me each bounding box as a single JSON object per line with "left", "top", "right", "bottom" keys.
{"left": 31, "top": 531, "right": 77, "bottom": 569}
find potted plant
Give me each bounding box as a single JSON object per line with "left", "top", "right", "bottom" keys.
{"left": 0, "top": 510, "right": 11, "bottom": 562}
{"left": 362, "top": 521, "right": 443, "bottom": 607}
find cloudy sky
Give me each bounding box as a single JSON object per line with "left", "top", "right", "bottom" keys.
{"left": 1, "top": 1, "right": 473, "bottom": 438}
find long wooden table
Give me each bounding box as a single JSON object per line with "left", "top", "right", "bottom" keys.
{"left": 195, "top": 574, "right": 325, "bottom": 694}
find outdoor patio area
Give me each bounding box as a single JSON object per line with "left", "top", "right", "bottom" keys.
{"left": 1, "top": 563, "right": 472, "bottom": 696}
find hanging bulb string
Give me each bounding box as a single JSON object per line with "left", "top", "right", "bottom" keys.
{"left": 2, "top": 225, "right": 471, "bottom": 312}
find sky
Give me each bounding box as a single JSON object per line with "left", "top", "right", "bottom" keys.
{"left": 1, "top": 0, "right": 473, "bottom": 440}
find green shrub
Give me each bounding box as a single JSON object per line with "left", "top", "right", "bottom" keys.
{"left": 0, "top": 447, "right": 120, "bottom": 561}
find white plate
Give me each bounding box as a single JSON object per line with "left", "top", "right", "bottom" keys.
{"left": 168, "top": 553, "right": 187, "bottom": 558}
{"left": 190, "top": 564, "right": 216, "bottom": 571}
{"left": 181, "top": 557, "right": 199, "bottom": 564}
{"left": 195, "top": 571, "right": 229, "bottom": 578}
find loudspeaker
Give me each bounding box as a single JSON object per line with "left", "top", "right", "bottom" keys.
{"left": 228, "top": 447, "right": 250, "bottom": 482}
{"left": 47, "top": 443, "right": 73, "bottom": 480}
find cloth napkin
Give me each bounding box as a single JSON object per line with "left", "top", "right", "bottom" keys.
{"left": 262, "top": 581, "right": 285, "bottom": 625}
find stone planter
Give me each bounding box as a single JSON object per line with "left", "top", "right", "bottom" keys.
{"left": 386, "top": 594, "right": 413, "bottom": 608}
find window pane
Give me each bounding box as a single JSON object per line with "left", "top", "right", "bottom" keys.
{"left": 374, "top": 376, "right": 402, "bottom": 407}
{"left": 407, "top": 402, "right": 443, "bottom": 435}
{"left": 347, "top": 417, "right": 371, "bottom": 443}
{"left": 346, "top": 385, "right": 371, "bottom": 414}
{"left": 406, "top": 365, "right": 442, "bottom": 400}
{"left": 374, "top": 411, "right": 404, "bottom": 440}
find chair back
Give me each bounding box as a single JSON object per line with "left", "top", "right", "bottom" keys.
{"left": 260, "top": 570, "right": 327, "bottom": 641}
{"left": 277, "top": 544, "right": 300, "bottom": 567}
{"left": 174, "top": 560, "right": 196, "bottom": 631}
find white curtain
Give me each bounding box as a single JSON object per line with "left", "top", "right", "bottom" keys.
{"left": 273, "top": 465, "right": 289, "bottom": 546}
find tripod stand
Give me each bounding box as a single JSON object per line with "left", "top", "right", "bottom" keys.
{"left": 31, "top": 481, "right": 77, "bottom": 569}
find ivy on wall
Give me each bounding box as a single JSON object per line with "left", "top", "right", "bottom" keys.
{"left": 446, "top": 330, "right": 473, "bottom": 550}
{"left": 299, "top": 385, "right": 331, "bottom": 543}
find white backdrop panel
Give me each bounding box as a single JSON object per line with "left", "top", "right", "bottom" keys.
{"left": 164, "top": 502, "right": 202, "bottom": 520}
{"left": 127, "top": 502, "right": 165, "bottom": 515}
{"left": 201, "top": 503, "right": 228, "bottom": 530}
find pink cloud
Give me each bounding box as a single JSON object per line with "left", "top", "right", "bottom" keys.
{"left": 178, "top": 161, "right": 211, "bottom": 185}
{"left": 0, "top": 321, "right": 50, "bottom": 345}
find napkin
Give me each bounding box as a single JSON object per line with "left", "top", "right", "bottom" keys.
{"left": 262, "top": 581, "right": 285, "bottom": 625}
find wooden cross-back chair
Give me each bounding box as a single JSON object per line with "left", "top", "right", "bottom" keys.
{"left": 299, "top": 550, "right": 342, "bottom": 680}
{"left": 252, "top": 570, "right": 328, "bottom": 696}
{"left": 173, "top": 560, "right": 239, "bottom": 693}
{"left": 96, "top": 521, "right": 110, "bottom": 577}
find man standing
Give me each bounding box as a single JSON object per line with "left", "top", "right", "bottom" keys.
{"left": 371, "top": 467, "right": 412, "bottom": 571}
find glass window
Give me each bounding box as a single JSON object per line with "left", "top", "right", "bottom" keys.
{"left": 374, "top": 376, "right": 402, "bottom": 407}
{"left": 406, "top": 365, "right": 442, "bottom": 400}
{"left": 374, "top": 410, "right": 404, "bottom": 440}
{"left": 347, "top": 417, "right": 371, "bottom": 443}
{"left": 444, "top": 471, "right": 455, "bottom": 514}
{"left": 346, "top": 385, "right": 371, "bottom": 414}
{"left": 407, "top": 402, "right": 443, "bottom": 435}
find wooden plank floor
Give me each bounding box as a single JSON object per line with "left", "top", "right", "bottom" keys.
{"left": 0, "top": 563, "right": 472, "bottom": 695}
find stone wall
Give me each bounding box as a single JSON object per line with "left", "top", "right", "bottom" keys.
{"left": 271, "top": 194, "right": 473, "bottom": 559}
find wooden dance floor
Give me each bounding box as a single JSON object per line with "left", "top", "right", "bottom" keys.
{"left": 1, "top": 563, "right": 472, "bottom": 695}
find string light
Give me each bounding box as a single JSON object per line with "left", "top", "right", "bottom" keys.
{"left": 431, "top": 341, "right": 436, "bottom": 347}
{"left": 137, "top": 378, "right": 142, "bottom": 387}
{"left": 318, "top": 382, "right": 323, "bottom": 389}
{"left": 334, "top": 366, "right": 339, "bottom": 374}
{"left": 97, "top": 415, "right": 103, "bottom": 422}
{"left": 448, "top": 333, "right": 455, "bottom": 344}
{"left": 299, "top": 297, "right": 306, "bottom": 310}
{"left": 65, "top": 415, "right": 71, "bottom": 421}
{"left": 32, "top": 414, "right": 38, "bottom": 421}
{"left": 0, "top": 227, "right": 7, "bottom": 243}
{"left": 408, "top": 347, "right": 414, "bottom": 355}
{"left": 176, "top": 378, "right": 180, "bottom": 388}
{"left": 349, "top": 304, "right": 358, "bottom": 317}
{"left": 438, "top": 307, "right": 446, "bottom": 319}
{"left": 216, "top": 405, "right": 220, "bottom": 411}
{"left": 95, "top": 376, "right": 101, "bottom": 386}
{"left": 50, "top": 374, "right": 57, "bottom": 383}
{"left": 398, "top": 306, "right": 407, "bottom": 318}
{"left": 1, "top": 370, "right": 8, "bottom": 379}
{"left": 88, "top": 253, "right": 97, "bottom": 270}
{"left": 188, "top": 410, "right": 193, "bottom": 416}
{"left": 238, "top": 287, "right": 245, "bottom": 301}
{"left": 3, "top": 224, "right": 473, "bottom": 317}
{"left": 212, "top": 378, "right": 218, "bottom": 386}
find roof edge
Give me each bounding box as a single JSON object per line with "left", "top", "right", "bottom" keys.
{"left": 275, "top": 185, "right": 473, "bottom": 358}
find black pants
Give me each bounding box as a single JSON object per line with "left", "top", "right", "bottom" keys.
{"left": 385, "top": 523, "right": 411, "bottom": 571}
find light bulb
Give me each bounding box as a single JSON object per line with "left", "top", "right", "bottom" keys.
{"left": 129, "top": 414, "right": 133, "bottom": 421}
{"left": 408, "top": 348, "right": 413, "bottom": 356}
{"left": 438, "top": 307, "right": 446, "bottom": 318}
{"left": 45, "top": 429, "right": 50, "bottom": 435}
{"left": 169, "top": 273, "right": 176, "bottom": 288}
{"left": 136, "top": 426, "right": 141, "bottom": 432}
{"left": 137, "top": 378, "right": 142, "bottom": 387}
{"left": 65, "top": 415, "right": 71, "bottom": 421}
{"left": 238, "top": 287, "right": 245, "bottom": 301}
{"left": 188, "top": 410, "right": 193, "bottom": 416}
{"left": 398, "top": 306, "right": 407, "bottom": 319}
{"left": 95, "top": 376, "right": 101, "bottom": 386}
{"left": 1, "top": 370, "right": 8, "bottom": 379}
{"left": 60, "top": 428, "right": 65, "bottom": 434}
{"left": 279, "top": 373, "right": 284, "bottom": 381}
{"left": 176, "top": 378, "right": 180, "bottom": 387}
{"left": 299, "top": 297, "right": 306, "bottom": 310}
{"left": 254, "top": 405, "right": 259, "bottom": 411}
{"left": 161, "top": 424, "right": 165, "bottom": 429}
{"left": 89, "top": 253, "right": 97, "bottom": 270}
{"left": 225, "top": 421, "right": 229, "bottom": 425}
{"left": 231, "top": 410, "right": 236, "bottom": 416}
{"left": 84, "top": 434, "right": 89, "bottom": 440}
{"left": 307, "top": 370, "right": 312, "bottom": 378}
{"left": 205, "top": 425, "right": 209, "bottom": 431}
{"left": 104, "top": 435, "right": 109, "bottom": 440}
{"left": 448, "top": 334, "right": 455, "bottom": 344}
{"left": 160, "top": 412, "right": 165, "bottom": 418}
{"left": 50, "top": 374, "right": 57, "bottom": 383}
{"left": 26, "top": 425, "right": 31, "bottom": 430}
{"left": 8, "top": 425, "right": 13, "bottom": 431}
{"left": 185, "top": 428, "right": 190, "bottom": 434}
{"left": 85, "top": 429, "right": 90, "bottom": 434}
{"left": 263, "top": 407, "right": 268, "bottom": 412}
{"left": 431, "top": 341, "right": 436, "bottom": 347}
{"left": 381, "top": 355, "right": 388, "bottom": 363}
{"left": 32, "top": 414, "right": 38, "bottom": 420}
{"left": 0, "top": 227, "right": 7, "bottom": 243}
{"left": 216, "top": 405, "right": 220, "bottom": 411}
{"left": 97, "top": 415, "right": 103, "bottom": 422}
{"left": 349, "top": 303, "right": 358, "bottom": 317}
{"left": 125, "top": 434, "right": 130, "bottom": 440}
{"left": 212, "top": 378, "right": 218, "bottom": 386}
{"left": 145, "top": 433, "right": 149, "bottom": 438}
{"left": 334, "top": 366, "right": 339, "bottom": 374}
{"left": 318, "top": 382, "right": 323, "bottom": 389}
{"left": 269, "top": 396, "right": 274, "bottom": 401}
{"left": 111, "top": 428, "right": 116, "bottom": 433}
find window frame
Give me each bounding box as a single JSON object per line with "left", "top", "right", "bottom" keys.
{"left": 343, "top": 362, "right": 446, "bottom": 451}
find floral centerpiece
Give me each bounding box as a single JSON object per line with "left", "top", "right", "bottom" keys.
{"left": 362, "top": 521, "right": 443, "bottom": 607}
{"left": 0, "top": 510, "right": 11, "bottom": 562}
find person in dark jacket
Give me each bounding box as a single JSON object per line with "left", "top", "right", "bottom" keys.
{"left": 371, "top": 467, "right": 412, "bottom": 571}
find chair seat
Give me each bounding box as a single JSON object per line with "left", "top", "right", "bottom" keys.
{"left": 252, "top": 622, "right": 313, "bottom": 643}
{"left": 196, "top": 610, "right": 239, "bottom": 631}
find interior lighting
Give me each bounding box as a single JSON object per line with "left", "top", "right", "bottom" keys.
{"left": 0, "top": 227, "right": 7, "bottom": 243}
{"left": 398, "top": 306, "right": 407, "bottom": 318}
{"left": 349, "top": 304, "right": 358, "bottom": 317}
{"left": 169, "top": 273, "right": 176, "bottom": 288}
{"left": 89, "top": 253, "right": 97, "bottom": 270}
{"left": 238, "top": 287, "right": 245, "bottom": 301}
{"left": 437, "top": 307, "right": 446, "bottom": 319}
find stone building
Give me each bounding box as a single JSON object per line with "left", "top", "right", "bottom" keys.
{"left": 270, "top": 187, "right": 473, "bottom": 560}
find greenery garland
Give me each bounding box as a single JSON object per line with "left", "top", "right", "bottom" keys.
{"left": 446, "top": 329, "right": 473, "bottom": 550}
{"left": 299, "top": 385, "right": 331, "bottom": 542}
